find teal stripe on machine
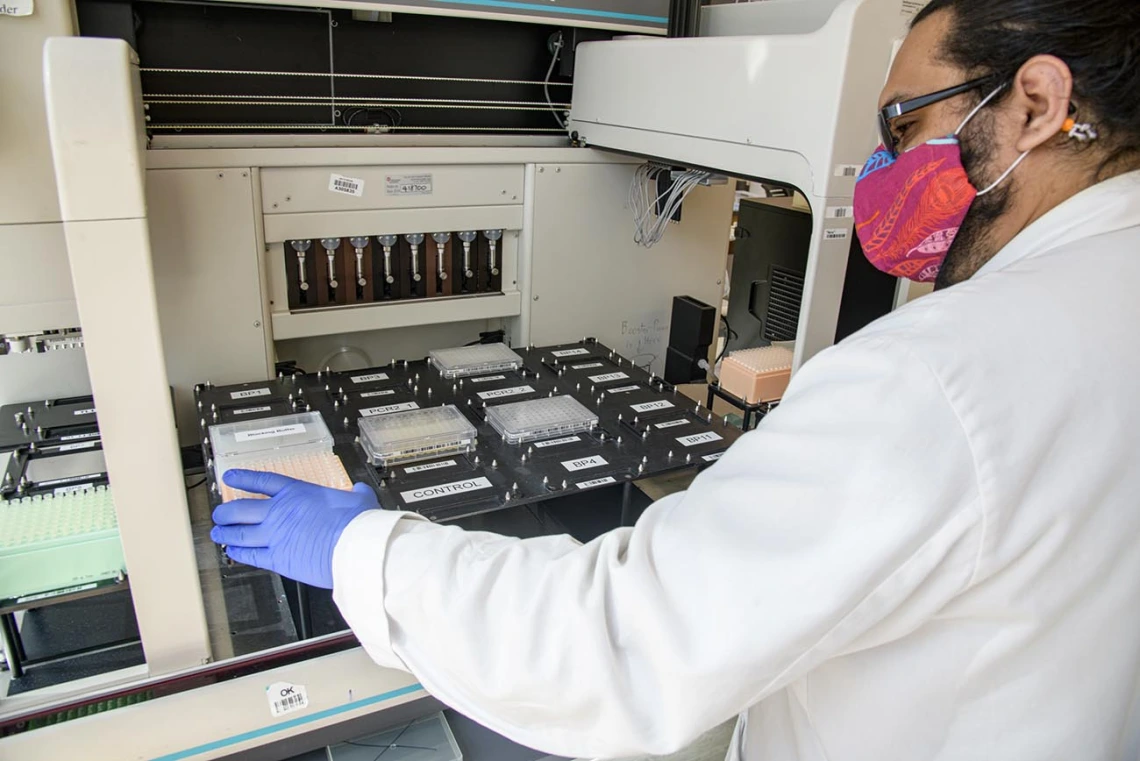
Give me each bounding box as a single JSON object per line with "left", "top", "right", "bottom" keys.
{"left": 425, "top": 0, "right": 668, "bottom": 23}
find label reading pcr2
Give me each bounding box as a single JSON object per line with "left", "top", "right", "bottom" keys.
{"left": 351, "top": 372, "right": 389, "bottom": 384}
{"left": 386, "top": 173, "right": 433, "bottom": 196}
{"left": 405, "top": 459, "right": 457, "bottom": 475}
{"left": 233, "top": 405, "right": 272, "bottom": 416}
{"left": 631, "top": 400, "right": 674, "bottom": 413}
{"left": 577, "top": 476, "right": 617, "bottom": 490}
{"left": 235, "top": 424, "right": 306, "bottom": 442}
{"left": 360, "top": 402, "right": 419, "bottom": 417}
{"left": 402, "top": 476, "right": 492, "bottom": 504}
{"left": 562, "top": 455, "right": 608, "bottom": 473}
{"left": 589, "top": 372, "right": 629, "bottom": 383}
{"left": 267, "top": 682, "right": 309, "bottom": 718}
{"left": 533, "top": 435, "right": 580, "bottom": 449}
{"left": 551, "top": 348, "right": 590, "bottom": 358}
{"left": 329, "top": 174, "right": 365, "bottom": 197}
{"left": 677, "top": 431, "right": 723, "bottom": 447}
{"left": 478, "top": 385, "right": 534, "bottom": 401}
{"left": 230, "top": 388, "right": 271, "bottom": 400}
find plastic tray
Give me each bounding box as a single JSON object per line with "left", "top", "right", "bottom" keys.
{"left": 359, "top": 405, "right": 478, "bottom": 467}
{"left": 485, "top": 395, "right": 599, "bottom": 445}
{"left": 327, "top": 712, "right": 462, "bottom": 761}
{"left": 428, "top": 344, "right": 523, "bottom": 379}
{"left": 209, "top": 412, "right": 334, "bottom": 486}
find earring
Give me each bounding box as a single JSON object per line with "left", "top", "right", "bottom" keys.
{"left": 1062, "top": 114, "right": 1099, "bottom": 142}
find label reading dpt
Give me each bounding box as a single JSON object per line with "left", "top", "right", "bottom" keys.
{"left": 351, "top": 372, "right": 389, "bottom": 384}
{"left": 478, "top": 385, "right": 534, "bottom": 401}
{"left": 562, "top": 454, "right": 608, "bottom": 472}
{"left": 401, "top": 476, "right": 492, "bottom": 504}
{"left": 359, "top": 389, "right": 396, "bottom": 399}
{"left": 608, "top": 385, "right": 640, "bottom": 394}
{"left": 232, "top": 405, "right": 272, "bottom": 416}
{"left": 631, "top": 400, "right": 674, "bottom": 413}
{"left": 404, "top": 459, "right": 457, "bottom": 475}
{"left": 551, "top": 348, "right": 590, "bottom": 358}
{"left": 235, "top": 423, "right": 306, "bottom": 442}
{"left": 589, "top": 372, "right": 629, "bottom": 383}
{"left": 469, "top": 375, "right": 507, "bottom": 384}
{"left": 577, "top": 476, "right": 617, "bottom": 490}
{"left": 655, "top": 418, "right": 689, "bottom": 430}
{"left": 703, "top": 452, "right": 725, "bottom": 463}
{"left": 267, "top": 682, "right": 309, "bottom": 718}
{"left": 533, "top": 435, "right": 580, "bottom": 449}
{"left": 359, "top": 402, "right": 419, "bottom": 417}
{"left": 328, "top": 174, "right": 364, "bottom": 197}
{"left": 230, "top": 388, "right": 271, "bottom": 400}
{"left": 385, "top": 173, "right": 433, "bottom": 196}
{"left": 570, "top": 362, "right": 604, "bottom": 371}
{"left": 677, "top": 431, "right": 723, "bottom": 447}
{"left": 72, "top": 408, "right": 96, "bottom": 416}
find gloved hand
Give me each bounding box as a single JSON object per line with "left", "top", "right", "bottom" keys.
{"left": 210, "top": 469, "right": 380, "bottom": 589}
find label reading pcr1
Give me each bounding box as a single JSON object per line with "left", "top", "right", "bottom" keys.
{"left": 577, "top": 476, "right": 617, "bottom": 490}
{"left": 533, "top": 435, "right": 580, "bottom": 449}
{"left": 329, "top": 174, "right": 364, "bottom": 197}
{"left": 351, "top": 373, "right": 389, "bottom": 384}
{"left": 401, "top": 476, "right": 492, "bottom": 504}
{"left": 551, "top": 348, "right": 590, "bottom": 358}
{"left": 232, "top": 405, "right": 272, "bottom": 416}
{"left": 385, "top": 173, "right": 433, "bottom": 196}
{"left": 235, "top": 424, "right": 306, "bottom": 442}
{"left": 230, "top": 388, "right": 271, "bottom": 400}
{"left": 562, "top": 454, "right": 608, "bottom": 472}
{"left": 405, "top": 459, "right": 457, "bottom": 475}
{"left": 677, "top": 431, "right": 724, "bottom": 447}
{"left": 359, "top": 402, "right": 419, "bottom": 417}
{"left": 631, "top": 400, "right": 674, "bottom": 413}
{"left": 267, "top": 682, "right": 309, "bottom": 718}
{"left": 589, "top": 372, "right": 629, "bottom": 383}
{"left": 478, "top": 385, "right": 534, "bottom": 401}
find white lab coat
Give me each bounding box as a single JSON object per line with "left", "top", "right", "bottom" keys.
{"left": 333, "top": 171, "right": 1140, "bottom": 761}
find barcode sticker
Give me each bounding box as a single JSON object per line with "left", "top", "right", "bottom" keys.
{"left": 703, "top": 452, "right": 725, "bottom": 463}
{"left": 56, "top": 441, "right": 98, "bottom": 452}
{"left": 570, "top": 362, "right": 604, "bottom": 371}
{"left": 54, "top": 484, "right": 94, "bottom": 496}
{"left": 329, "top": 174, "right": 365, "bottom": 197}
{"left": 551, "top": 348, "right": 590, "bottom": 358}
{"left": 469, "top": 375, "right": 507, "bottom": 384}
{"left": 607, "top": 385, "right": 640, "bottom": 394}
{"left": 60, "top": 433, "right": 99, "bottom": 442}
{"left": 577, "top": 476, "right": 617, "bottom": 490}
{"left": 826, "top": 206, "right": 854, "bottom": 219}
{"left": 359, "top": 389, "right": 396, "bottom": 399}
{"left": 72, "top": 408, "right": 96, "bottom": 416}
{"left": 824, "top": 228, "right": 850, "bottom": 241}
{"left": 533, "top": 435, "right": 580, "bottom": 449}
{"left": 835, "top": 164, "right": 862, "bottom": 178}
{"left": 232, "top": 405, "right": 272, "bottom": 416}
{"left": 385, "top": 173, "right": 433, "bottom": 196}
{"left": 267, "top": 682, "right": 309, "bottom": 718}
{"left": 405, "top": 459, "right": 457, "bottom": 474}
{"left": 655, "top": 418, "right": 689, "bottom": 430}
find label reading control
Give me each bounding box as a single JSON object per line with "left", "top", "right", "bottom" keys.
{"left": 533, "top": 435, "right": 580, "bottom": 449}
{"left": 562, "top": 455, "right": 608, "bottom": 472}
{"left": 404, "top": 460, "right": 457, "bottom": 475}
{"left": 359, "top": 402, "right": 419, "bottom": 417}
{"left": 235, "top": 424, "right": 306, "bottom": 442}
{"left": 351, "top": 373, "right": 390, "bottom": 384}
{"left": 478, "top": 385, "right": 534, "bottom": 401}
{"left": 577, "top": 476, "right": 617, "bottom": 490}
{"left": 230, "top": 388, "right": 271, "bottom": 400}
{"left": 631, "top": 400, "right": 675, "bottom": 413}
{"left": 551, "top": 348, "right": 590, "bottom": 358}
{"left": 677, "top": 431, "right": 724, "bottom": 447}
{"left": 232, "top": 405, "right": 272, "bottom": 416}
{"left": 589, "top": 372, "right": 629, "bottom": 383}
{"left": 401, "top": 476, "right": 492, "bottom": 504}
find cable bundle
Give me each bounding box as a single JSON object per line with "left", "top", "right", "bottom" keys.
{"left": 628, "top": 164, "right": 711, "bottom": 247}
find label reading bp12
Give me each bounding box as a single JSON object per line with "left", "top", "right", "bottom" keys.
{"left": 631, "top": 400, "right": 674, "bottom": 413}
{"left": 267, "top": 682, "right": 309, "bottom": 718}
{"left": 386, "top": 173, "right": 433, "bottom": 196}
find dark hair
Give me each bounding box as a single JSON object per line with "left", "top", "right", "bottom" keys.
{"left": 914, "top": 0, "right": 1140, "bottom": 171}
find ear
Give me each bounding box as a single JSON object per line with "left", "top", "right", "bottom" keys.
{"left": 1009, "top": 55, "right": 1074, "bottom": 153}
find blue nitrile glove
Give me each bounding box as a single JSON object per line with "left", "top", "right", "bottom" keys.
{"left": 210, "top": 469, "right": 379, "bottom": 589}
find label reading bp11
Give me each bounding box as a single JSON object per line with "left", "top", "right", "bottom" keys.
{"left": 267, "top": 682, "right": 309, "bottom": 718}
{"left": 360, "top": 402, "right": 419, "bottom": 417}
{"left": 478, "top": 385, "right": 534, "bottom": 401}
{"left": 402, "top": 476, "right": 491, "bottom": 504}
{"left": 235, "top": 424, "right": 305, "bottom": 442}
{"left": 351, "top": 372, "right": 389, "bottom": 384}
{"left": 677, "top": 431, "right": 723, "bottom": 447}
{"left": 551, "top": 348, "right": 590, "bottom": 358}
{"left": 386, "top": 173, "right": 433, "bottom": 196}
{"left": 631, "top": 400, "right": 674, "bottom": 413}
{"left": 231, "top": 388, "right": 271, "bottom": 400}
{"left": 562, "top": 455, "right": 607, "bottom": 472}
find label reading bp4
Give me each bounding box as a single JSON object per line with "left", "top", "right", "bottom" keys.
{"left": 562, "top": 454, "right": 608, "bottom": 472}
{"left": 589, "top": 372, "right": 629, "bottom": 384}
{"left": 551, "top": 348, "right": 590, "bottom": 358}
{"left": 351, "top": 372, "right": 389, "bottom": 384}
{"left": 360, "top": 402, "right": 419, "bottom": 417}
{"left": 631, "top": 400, "right": 674, "bottom": 414}
{"left": 402, "top": 476, "right": 491, "bottom": 504}
{"left": 267, "top": 682, "right": 309, "bottom": 718}
{"left": 677, "top": 431, "right": 723, "bottom": 447}
{"left": 230, "top": 388, "right": 271, "bottom": 400}
{"left": 235, "top": 423, "right": 305, "bottom": 442}
{"left": 478, "top": 385, "right": 534, "bottom": 401}
{"left": 386, "top": 173, "right": 433, "bottom": 196}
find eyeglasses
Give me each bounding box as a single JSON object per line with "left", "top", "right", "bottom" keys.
{"left": 878, "top": 75, "right": 995, "bottom": 157}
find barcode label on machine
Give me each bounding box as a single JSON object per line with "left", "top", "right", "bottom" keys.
{"left": 826, "top": 206, "right": 854, "bottom": 219}
{"left": 835, "top": 164, "right": 862, "bottom": 178}
{"left": 329, "top": 173, "right": 365, "bottom": 197}
{"left": 824, "top": 228, "right": 850, "bottom": 241}
{"left": 266, "top": 682, "right": 309, "bottom": 718}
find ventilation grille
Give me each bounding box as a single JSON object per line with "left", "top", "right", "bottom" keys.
{"left": 763, "top": 265, "right": 805, "bottom": 342}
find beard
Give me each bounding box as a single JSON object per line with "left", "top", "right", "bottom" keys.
{"left": 934, "top": 110, "right": 1016, "bottom": 290}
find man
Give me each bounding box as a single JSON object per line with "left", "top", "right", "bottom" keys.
{"left": 213, "top": 1, "right": 1140, "bottom": 758}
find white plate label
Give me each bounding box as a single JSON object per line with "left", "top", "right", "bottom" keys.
{"left": 655, "top": 418, "right": 689, "bottom": 429}
{"left": 551, "top": 348, "right": 590, "bottom": 357}
{"left": 38, "top": 474, "right": 101, "bottom": 488}
{"left": 834, "top": 164, "right": 862, "bottom": 178}
{"left": 329, "top": 174, "right": 365, "bottom": 197}
{"left": 359, "top": 389, "right": 396, "bottom": 398}
{"left": 235, "top": 423, "right": 305, "bottom": 442}
{"left": 478, "top": 385, "right": 534, "bottom": 400}
{"left": 17, "top": 582, "right": 98, "bottom": 605}
{"left": 351, "top": 372, "right": 389, "bottom": 384}
{"left": 230, "top": 388, "right": 271, "bottom": 400}
{"left": 56, "top": 441, "right": 98, "bottom": 452}
{"left": 677, "top": 431, "right": 724, "bottom": 447}
{"left": 826, "top": 205, "right": 854, "bottom": 219}
{"left": 54, "top": 484, "right": 94, "bottom": 496}
{"left": 60, "top": 433, "right": 98, "bottom": 442}
{"left": 401, "top": 476, "right": 492, "bottom": 504}
{"left": 562, "top": 454, "right": 608, "bottom": 472}
{"left": 404, "top": 459, "right": 457, "bottom": 474}
{"left": 570, "top": 362, "right": 604, "bottom": 370}
{"left": 232, "top": 405, "right": 272, "bottom": 416}
{"left": 533, "top": 435, "right": 580, "bottom": 449}
{"left": 469, "top": 375, "right": 507, "bottom": 383}
{"left": 267, "top": 682, "right": 309, "bottom": 718}
{"left": 589, "top": 372, "right": 629, "bottom": 383}
{"left": 72, "top": 408, "right": 96, "bottom": 416}
{"left": 824, "top": 228, "right": 850, "bottom": 241}
{"left": 607, "top": 385, "right": 640, "bottom": 394}
{"left": 385, "top": 173, "right": 433, "bottom": 196}
{"left": 0, "top": 0, "right": 33, "bottom": 16}
{"left": 631, "top": 400, "right": 674, "bottom": 413}
{"left": 577, "top": 476, "right": 617, "bottom": 489}
{"left": 703, "top": 452, "right": 725, "bottom": 463}
{"left": 360, "top": 402, "right": 419, "bottom": 417}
